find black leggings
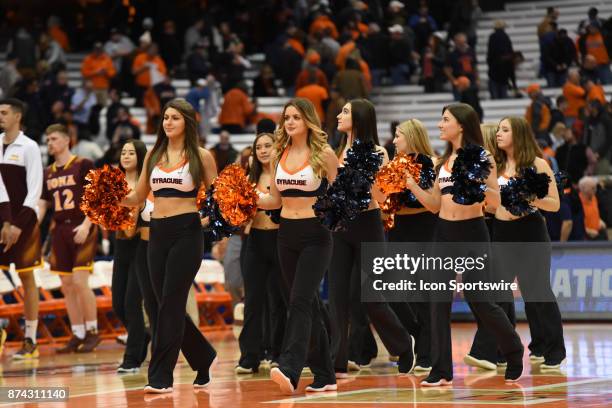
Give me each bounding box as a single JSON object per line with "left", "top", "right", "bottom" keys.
{"left": 277, "top": 217, "right": 335, "bottom": 387}
{"left": 430, "top": 217, "right": 523, "bottom": 380}
{"left": 112, "top": 237, "right": 147, "bottom": 366}
{"left": 148, "top": 213, "right": 216, "bottom": 388}
{"left": 135, "top": 239, "right": 158, "bottom": 350}
{"left": 388, "top": 211, "right": 438, "bottom": 367}
{"left": 471, "top": 213, "right": 565, "bottom": 362}
{"left": 239, "top": 228, "right": 287, "bottom": 368}
{"left": 329, "top": 209, "right": 414, "bottom": 372}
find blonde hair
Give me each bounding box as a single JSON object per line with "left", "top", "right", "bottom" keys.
{"left": 275, "top": 98, "right": 329, "bottom": 177}
{"left": 396, "top": 119, "right": 434, "bottom": 156}
{"left": 481, "top": 123, "right": 499, "bottom": 158}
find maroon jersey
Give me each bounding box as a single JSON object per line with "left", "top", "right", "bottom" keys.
{"left": 41, "top": 156, "right": 94, "bottom": 223}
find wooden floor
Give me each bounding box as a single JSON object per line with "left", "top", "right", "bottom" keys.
{"left": 2, "top": 322, "right": 612, "bottom": 407}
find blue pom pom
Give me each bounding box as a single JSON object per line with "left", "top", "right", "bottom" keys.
{"left": 500, "top": 167, "right": 551, "bottom": 216}
{"left": 449, "top": 144, "right": 491, "bottom": 205}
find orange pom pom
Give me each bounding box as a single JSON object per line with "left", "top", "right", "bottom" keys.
{"left": 80, "top": 165, "right": 136, "bottom": 231}
{"left": 375, "top": 152, "right": 422, "bottom": 195}
{"left": 196, "top": 185, "right": 207, "bottom": 209}
{"left": 213, "top": 164, "right": 258, "bottom": 226}
{"left": 380, "top": 192, "right": 402, "bottom": 231}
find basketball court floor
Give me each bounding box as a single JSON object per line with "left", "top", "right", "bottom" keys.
{"left": 2, "top": 322, "right": 611, "bottom": 407}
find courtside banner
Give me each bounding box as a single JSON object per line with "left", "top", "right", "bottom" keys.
{"left": 360, "top": 242, "right": 612, "bottom": 308}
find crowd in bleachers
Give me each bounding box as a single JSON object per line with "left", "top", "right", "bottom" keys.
{"left": 0, "top": 0, "right": 611, "bottom": 244}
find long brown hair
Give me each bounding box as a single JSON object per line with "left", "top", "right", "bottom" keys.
{"left": 495, "top": 116, "right": 543, "bottom": 174}
{"left": 275, "top": 98, "right": 329, "bottom": 177}
{"left": 146, "top": 98, "right": 206, "bottom": 187}
{"left": 435, "top": 103, "right": 483, "bottom": 174}
{"left": 336, "top": 98, "right": 380, "bottom": 155}
{"left": 249, "top": 132, "right": 276, "bottom": 184}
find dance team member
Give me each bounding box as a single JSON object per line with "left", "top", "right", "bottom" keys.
{"left": 329, "top": 99, "right": 416, "bottom": 378}
{"left": 258, "top": 98, "right": 338, "bottom": 394}
{"left": 0, "top": 98, "right": 43, "bottom": 360}
{"left": 481, "top": 117, "right": 565, "bottom": 369}
{"left": 113, "top": 139, "right": 150, "bottom": 372}
{"left": 120, "top": 98, "right": 218, "bottom": 393}
{"left": 236, "top": 132, "right": 287, "bottom": 373}
{"left": 38, "top": 124, "right": 100, "bottom": 353}
{"left": 386, "top": 118, "right": 438, "bottom": 372}
{"left": 405, "top": 103, "right": 524, "bottom": 386}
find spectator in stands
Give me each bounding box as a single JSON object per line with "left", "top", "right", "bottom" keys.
{"left": 40, "top": 69, "right": 73, "bottom": 121}
{"left": 271, "top": 38, "right": 303, "bottom": 96}
{"left": 13, "top": 78, "right": 47, "bottom": 142}
{"left": 186, "top": 40, "right": 211, "bottom": 86}
{"left": 562, "top": 69, "right": 586, "bottom": 127}
{"left": 253, "top": 64, "right": 279, "bottom": 97}
{"left": 456, "top": 76, "right": 483, "bottom": 120}
{"left": 550, "top": 122, "right": 567, "bottom": 151}
{"left": 578, "top": 8, "right": 606, "bottom": 38}
{"left": 158, "top": 20, "right": 182, "bottom": 76}
{"left": 537, "top": 7, "right": 559, "bottom": 39}
{"left": 210, "top": 130, "right": 239, "bottom": 173}
{"left": 185, "top": 78, "right": 211, "bottom": 117}
{"left": 153, "top": 74, "right": 177, "bottom": 109}
{"left": 111, "top": 106, "right": 141, "bottom": 145}
{"left": 309, "top": 8, "right": 339, "bottom": 40}
{"left": 184, "top": 18, "right": 210, "bottom": 60}
{"left": 585, "top": 79, "right": 607, "bottom": 104}
{"left": 578, "top": 176, "right": 608, "bottom": 240}
{"left": 47, "top": 15, "right": 70, "bottom": 51}
{"left": 321, "top": 27, "right": 341, "bottom": 62}
{"left": 105, "top": 88, "right": 126, "bottom": 140}
{"left": 216, "top": 39, "right": 251, "bottom": 93}
{"left": 556, "top": 125, "right": 588, "bottom": 184}
{"left": 580, "top": 54, "right": 600, "bottom": 84}
{"left": 445, "top": 32, "right": 479, "bottom": 101}
{"left": 449, "top": 0, "right": 481, "bottom": 48}
{"left": 8, "top": 26, "right": 37, "bottom": 73}
{"left": 543, "top": 176, "right": 585, "bottom": 241}
{"left": 132, "top": 43, "right": 167, "bottom": 106}
{"left": 388, "top": 24, "right": 417, "bottom": 85}
{"left": 81, "top": 42, "right": 116, "bottom": 106}
{"left": 550, "top": 95, "right": 567, "bottom": 131}
{"left": 542, "top": 28, "right": 577, "bottom": 88}
{"left": 332, "top": 58, "right": 368, "bottom": 100}
{"left": 409, "top": 4, "right": 438, "bottom": 54}
{"left": 486, "top": 20, "right": 514, "bottom": 99}
{"left": 584, "top": 100, "right": 612, "bottom": 175}
{"left": 386, "top": 1, "right": 408, "bottom": 28}
{"left": 295, "top": 51, "right": 329, "bottom": 91}
{"left": 218, "top": 81, "right": 254, "bottom": 133}
{"left": 72, "top": 128, "right": 104, "bottom": 162}
{"left": 579, "top": 23, "right": 611, "bottom": 84}
{"left": 421, "top": 33, "right": 447, "bottom": 93}
{"left": 525, "top": 83, "right": 551, "bottom": 144}
{"left": 70, "top": 79, "right": 97, "bottom": 132}
{"left": 38, "top": 33, "right": 66, "bottom": 72}
{"left": 362, "top": 23, "right": 389, "bottom": 87}
{"left": 103, "top": 28, "right": 135, "bottom": 92}
{"left": 296, "top": 71, "right": 329, "bottom": 123}
{"left": 0, "top": 53, "right": 21, "bottom": 97}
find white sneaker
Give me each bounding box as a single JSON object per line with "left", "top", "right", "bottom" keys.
{"left": 540, "top": 359, "right": 565, "bottom": 370}
{"left": 144, "top": 385, "right": 173, "bottom": 394}
{"left": 463, "top": 354, "right": 496, "bottom": 370}
{"left": 233, "top": 303, "right": 244, "bottom": 321}
{"left": 270, "top": 367, "right": 295, "bottom": 395}
{"left": 529, "top": 354, "right": 545, "bottom": 363}
{"left": 305, "top": 382, "right": 337, "bottom": 392}
{"left": 347, "top": 360, "right": 361, "bottom": 372}
{"left": 414, "top": 365, "right": 432, "bottom": 372}
{"left": 235, "top": 365, "right": 255, "bottom": 374}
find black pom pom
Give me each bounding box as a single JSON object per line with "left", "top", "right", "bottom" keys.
{"left": 265, "top": 209, "right": 282, "bottom": 224}
{"left": 500, "top": 167, "right": 551, "bottom": 217}
{"left": 201, "top": 186, "right": 239, "bottom": 241}
{"left": 449, "top": 144, "right": 491, "bottom": 205}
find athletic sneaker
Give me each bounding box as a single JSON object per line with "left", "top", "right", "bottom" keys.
{"left": 117, "top": 364, "right": 140, "bottom": 374}
{"left": 529, "top": 353, "right": 545, "bottom": 363}
{"left": 497, "top": 361, "right": 507, "bottom": 368}
{"left": 540, "top": 359, "right": 565, "bottom": 370}
{"left": 270, "top": 367, "right": 296, "bottom": 394}
{"left": 0, "top": 328, "right": 7, "bottom": 356}
{"left": 505, "top": 350, "right": 523, "bottom": 382}
{"left": 414, "top": 365, "right": 432, "bottom": 372}
{"left": 270, "top": 360, "right": 279, "bottom": 369}
{"left": 12, "top": 338, "right": 39, "bottom": 360}
{"left": 116, "top": 334, "right": 128, "bottom": 346}
{"left": 305, "top": 379, "right": 337, "bottom": 392}
{"left": 77, "top": 330, "right": 101, "bottom": 353}
{"left": 347, "top": 360, "right": 360, "bottom": 372}
{"left": 235, "top": 364, "right": 256, "bottom": 374}
{"left": 463, "top": 354, "right": 497, "bottom": 370}
{"left": 420, "top": 373, "right": 453, "bottom": 387}
{"left": 398, "top": 335, "right": 416, "bottom": 374}
{"left": 144, "top": 385, "right": 173, "bottom": 394}
{"left": 388, "top": 355, "right": 399, "bottom": 362}
{"left": 194, "top": 356, "right": 218, "bottom": 388}
{"left": 56, "top": 336, "right": 84, "bottom": 354}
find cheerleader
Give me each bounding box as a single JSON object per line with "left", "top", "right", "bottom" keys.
{"left": 236, "top": 132, "right": 287, "bottom": 373}
{"left": 329, "top": 99, "right": 416, "bottom": 378}
{"left": 468, "top": 117, "right": 565, "bottom": 369}
{"left": 120, "top": 99, "right": 218, "bottom": 393}
{"left": 258, "top": 98, "right": 338, "bottom": 394}
{"left": 386, "top": 118, "right": 438, "bottom": 372}
{"left": 114, "top": 139, "right": 150, "bottom": 372}
{"left": 407, "top": 103, "right": 524, "bottom": 386}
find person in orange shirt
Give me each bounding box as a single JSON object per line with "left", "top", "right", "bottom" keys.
{"left": 296, "top": 73, "right": 329, "bottom": 123}
{"left": 578, "top": 176, "right": 607, "bottom": 240}
{"left": 47, "top": 16, "right": 70, "bottom": 51}
{"left": 81, "top": 42, "right": 116, "bottom": 106}
{"left": 295, "top": 52, "right": 329, "bottom": 91}
{"left": 132, "top": 43, "right": 167, "bottom": 107}
{"left": 584, "top": 79, "right": 606, "bottom": 104}
{"left": 524, "top": 83, "right": 551, "bottom": 142}
{"left": 218, "top": 81, "right": 255, "bottom": 133}
{"left": 309, "top": 12, "right": 339, "bottom": 39}
{"left": 562, "top": 69, "right": 586, "bottom": 126}
{"left": 582, "top": 24, "right": 611, "bottom": 84}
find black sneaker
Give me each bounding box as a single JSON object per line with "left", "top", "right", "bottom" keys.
{"left": 117, "top": 364, "right": 140, "bottom": 374}
{"left": 505, "top": 349, "right": 523, "bottom": 382}
{"left": 305, "top": 379, "right": 337, "bottom": 392}
{"left": 398, "top": 335, "right": 416, "bottom": 374}
{"left": 194, "top": 356, "right": 218, "bottom": 388}
{"left": 420, "top": 373, "right": 453, "bottom": 387}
